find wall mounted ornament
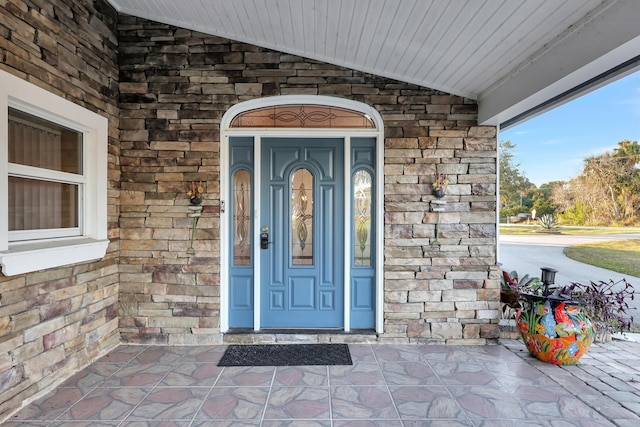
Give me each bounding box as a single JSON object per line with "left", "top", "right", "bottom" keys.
{"left": 188, "top": 180, "right": 205, "bottom": 205}
{"left": 432, "top": 173, "right": 448, "bottom": 198}
{"left": 186, "top": 181, "right": 205, "bottom": 254}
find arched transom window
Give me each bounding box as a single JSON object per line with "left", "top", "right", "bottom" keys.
{"left": 230, "top": 104, "right": 376, "bottom": 128}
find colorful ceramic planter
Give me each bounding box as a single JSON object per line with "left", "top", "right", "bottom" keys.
{"left": 516, "top": 295, "right": 594, "bottom": 365}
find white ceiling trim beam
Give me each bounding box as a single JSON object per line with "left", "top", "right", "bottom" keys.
{"left": 479, "top": 0, "right": 640, "bottom": 127}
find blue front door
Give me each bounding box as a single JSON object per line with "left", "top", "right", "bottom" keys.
{"left": 260, "top": 138, "right": 344, "bottom": 328}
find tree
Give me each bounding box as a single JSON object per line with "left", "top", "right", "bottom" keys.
{"left": 499, "top": 140, "right": 535, "bottom": 214}
{"left": 531, "top": 182, "right": 559, "bottom": 217}
{"left": 613, "top": 140, "right": 640, "bottom": 165}
{"left": 612, "top": 140, "right": 640, "bottom": 220}
{"left": 554, "top": 140, "right": 640, "bottom": 225}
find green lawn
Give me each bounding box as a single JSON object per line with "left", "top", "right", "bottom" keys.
{"left": 499, "top": 225, "right": 640, "bottom": 235}
{"left": 501, "top": 225, "right": 640, "bottom": 277}
{"left": 563, "top": 239, "right": 640, "bottom": 277}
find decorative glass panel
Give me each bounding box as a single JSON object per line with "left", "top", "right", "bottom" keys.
{"left": 353, "top": 170, "right": 372, "bottom": 266}
{"left": 233, "top": 169, "right": 251, "bottom": 265}
{"left": 291, "top": 169, "right": 313, "bottom": 265}
{"left": 230, "top": 104, "right": 376, "bottom": 128}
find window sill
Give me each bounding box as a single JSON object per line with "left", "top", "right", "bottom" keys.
{"left": 0, "top": 238, "right": 109, "bottom": 276}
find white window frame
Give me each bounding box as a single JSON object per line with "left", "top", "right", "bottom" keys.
{"left": 8, "top": 110, "right": 85, "bottom": 241}
{"left": 0, "top": 69, "right": 109, "bottom": 276}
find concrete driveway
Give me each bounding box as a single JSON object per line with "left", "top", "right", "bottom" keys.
{"left": 499, "top": 232, "right": 640, "bottom": 316}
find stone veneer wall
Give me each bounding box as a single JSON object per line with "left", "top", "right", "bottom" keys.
{"left": 0, "top": 0, "right": 120, "bottom": 421}
{"left": 118, "top": 15, "right": 501, "bottom": 346}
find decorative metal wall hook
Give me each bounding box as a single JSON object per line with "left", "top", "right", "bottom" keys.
{"left": 430, "top": 199, "right": 446, "bottom": 246}
{"left": 187, "top": 205, "right": 202, "bottom": 255}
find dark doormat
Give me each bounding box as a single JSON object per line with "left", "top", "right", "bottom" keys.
{"left": 218, "top": 343, "right": 352, "bottom": 367}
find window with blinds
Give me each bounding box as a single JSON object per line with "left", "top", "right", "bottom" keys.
{"left": 8, "top": 108, "right": 84, "bottom": 241}
{"left": 0, "top": 69, "right": 108, "bottom": 276}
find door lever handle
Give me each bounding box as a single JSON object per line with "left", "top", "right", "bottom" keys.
{"left": 260, "top": 232, "right": 269, "bottom": 249}
{"left": 260, "top": 226, "right": 271, "bottom": 249}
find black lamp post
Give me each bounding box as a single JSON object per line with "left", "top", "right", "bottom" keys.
{"left": 540, "top": 267, "right": 558, "bottom": 296}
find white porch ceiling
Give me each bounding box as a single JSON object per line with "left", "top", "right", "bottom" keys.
{"left": 107, "top": 0, "right": 640, "bottom": 128}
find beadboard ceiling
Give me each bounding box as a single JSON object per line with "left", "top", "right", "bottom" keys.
{"left": 107, "top": 0, "right": 640, "bottom": 128}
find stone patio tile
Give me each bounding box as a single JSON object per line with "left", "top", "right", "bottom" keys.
{"left": 388, "top": 385, "right": 466, "bottom": 419}
{"left": 263, "top": 386, "right": 330, "bottom": 419}
{"left": 125, "top": 387, "right": 209, "bottom": 421}
{"left": 7, "top": 340, "right": 640, "bottom": 425}
{"left": 214, "top": 366, "right": 275, "bottom": 387}
{"left": 330, "top": 386, "right": 398, "bottom": 420}
{"left": 329, "top": 363, "right": 386, "bottom": 386}
{"left": 599, "top": 377, "right": 639, "bottom": 392}
{"left": 195, "top": 387, "right": 269, "bottom": 420}
{"left": 596, "top": 404, "right": 640, "bottom": 420}
{"left": 447, "top": 384, "right": 535, "bottom": 420}
{"left": 274, "top": 366, "right": 329, "bottom": 387}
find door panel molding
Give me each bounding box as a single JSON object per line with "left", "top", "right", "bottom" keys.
{"left": 260, "top": 138, "right": 343, "bottom": 328}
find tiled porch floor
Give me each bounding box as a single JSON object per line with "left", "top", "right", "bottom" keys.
{"left": 6, "top": 342, "right": 634, "bottom": 426}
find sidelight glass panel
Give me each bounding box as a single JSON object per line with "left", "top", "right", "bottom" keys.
{"left": 353, "top": 170, "right": 372, "bottom": 266}
{"left": 233, "top": 169, "right": 251, "bottom": 265}
{"left": 291, "top": 168, "right": 313, "bottom": 265}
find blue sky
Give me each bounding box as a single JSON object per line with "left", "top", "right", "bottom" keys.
{"left": 499, "top": 70, "right": 640, "bottom": 187}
